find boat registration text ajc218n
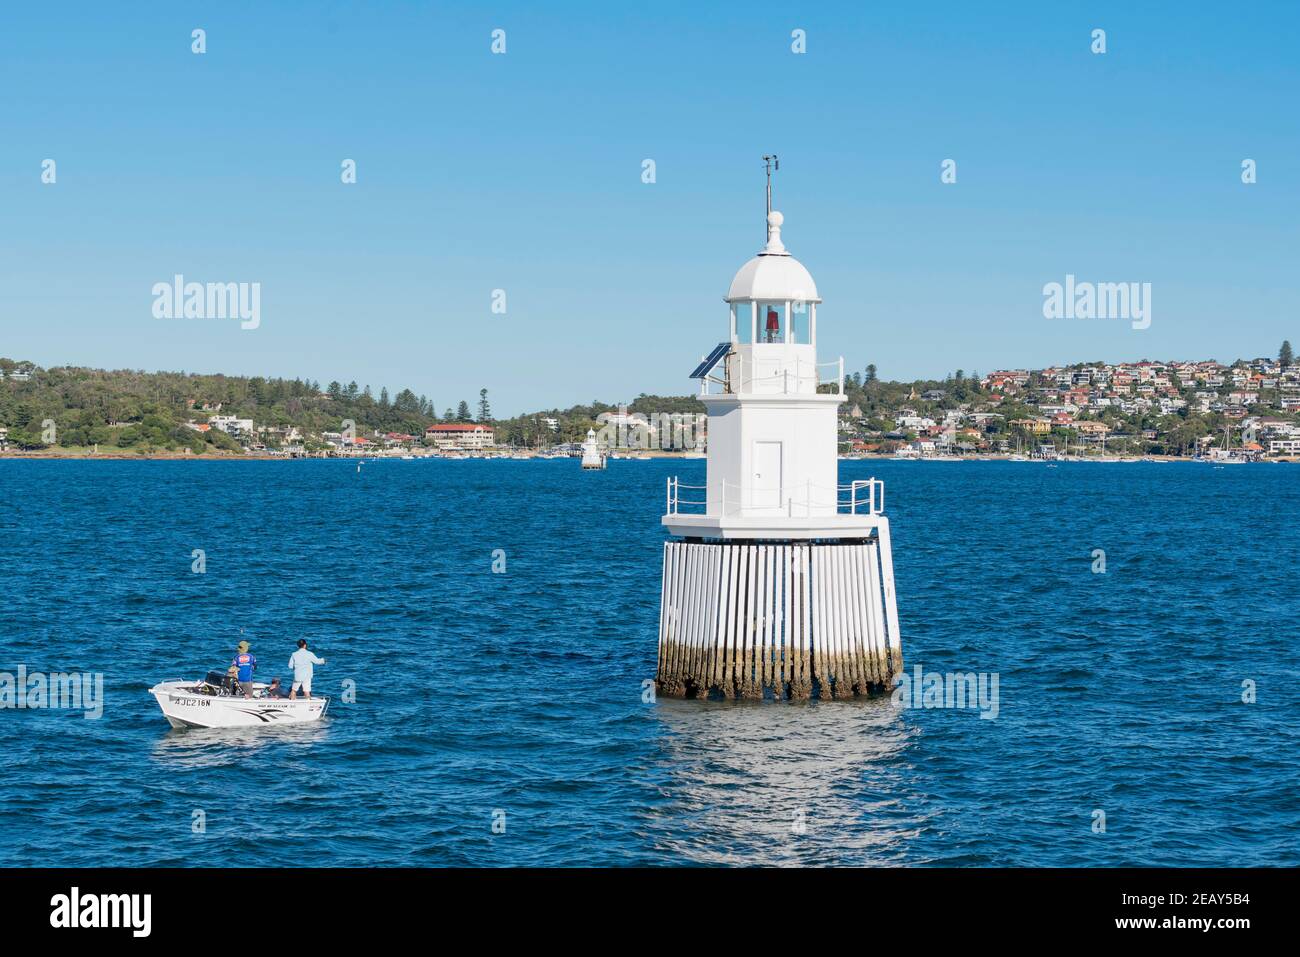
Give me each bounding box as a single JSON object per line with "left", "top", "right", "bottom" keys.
{"left": 149, "top": 671, "right": 329, "bottom": 729}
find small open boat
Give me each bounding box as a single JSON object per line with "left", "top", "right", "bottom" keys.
{"left": 149, "top": 670, "right": 329, "bottom": 729}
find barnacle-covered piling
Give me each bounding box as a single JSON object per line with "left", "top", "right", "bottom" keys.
{"left": 656, "top": 538, "right": 900, "bottom": 700}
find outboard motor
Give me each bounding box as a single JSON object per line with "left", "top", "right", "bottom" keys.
{"left": 203, "top": 669, "right": 238, "bottom": 695}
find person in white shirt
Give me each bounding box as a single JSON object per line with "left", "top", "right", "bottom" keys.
{"left": 288, "top": 639, "right": 326, "bottom": 699}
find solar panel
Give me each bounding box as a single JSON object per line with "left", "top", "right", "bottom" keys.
{"left": 690, "top": 342, "right": 732, "bottom": 379}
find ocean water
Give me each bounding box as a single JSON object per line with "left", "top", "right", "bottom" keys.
{"left": 0, "top": 458, "right": 1295, "bottom": 867}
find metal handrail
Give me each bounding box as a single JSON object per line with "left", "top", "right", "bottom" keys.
{"left": 665, "top": 476, "right": 883, "bottom": 516}
{"left": 699, "top": 354, "right": 846, "bottom": 397}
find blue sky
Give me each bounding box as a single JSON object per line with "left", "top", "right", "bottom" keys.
{"left": 2, "top": 1, "right": 1297, "bottom": 415}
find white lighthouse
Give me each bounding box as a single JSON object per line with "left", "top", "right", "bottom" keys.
{"left": 580, "top": 427, "right": 607, "bottom": 469}
{"left": 656, "top": 165, "right": 903, "bottom": 700}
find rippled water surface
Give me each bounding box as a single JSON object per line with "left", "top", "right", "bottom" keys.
{"left": 0, "top": 458, "right": 1295, "bottom": 866}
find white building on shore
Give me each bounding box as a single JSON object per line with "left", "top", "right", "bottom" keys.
{"left": 424, "top": 423, "right": 494, "bottom": 450}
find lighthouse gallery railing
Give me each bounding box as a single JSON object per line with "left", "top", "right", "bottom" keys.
{"left": 666, "top": 476, "right": 884, "bottom": 517}
{"left": 698, "top": 356, "right": 845, "bottom": 396}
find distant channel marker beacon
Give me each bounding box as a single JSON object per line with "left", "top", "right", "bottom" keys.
{"left": 656, "top": 159, "right": 903, "bottom": 700}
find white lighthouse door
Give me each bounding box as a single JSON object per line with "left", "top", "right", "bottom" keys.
{"left": 752, "top": 441, "right": 783, "bottom": 511}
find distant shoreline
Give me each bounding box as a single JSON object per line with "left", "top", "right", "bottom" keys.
{"left": 3, "top": 449, "right": 1294, "bottom": 463}
{"left": 1, "top": 450, "right": 286, "bottom": 461}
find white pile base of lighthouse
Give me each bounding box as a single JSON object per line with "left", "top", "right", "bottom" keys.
{"left": 656, "top": 535, "right": 902, "bottom": 700}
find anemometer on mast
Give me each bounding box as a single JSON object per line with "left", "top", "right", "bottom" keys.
{"left": 762, "top": 154, "right": 779, "bottom": 222}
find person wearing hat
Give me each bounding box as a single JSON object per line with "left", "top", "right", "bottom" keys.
{"left": 231, "top": 640, "right": 257, "bottom": 699}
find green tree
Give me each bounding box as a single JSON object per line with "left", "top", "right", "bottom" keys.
{"left": 456, "top": 400, "right": 471, "bottom": 422}
{"left": 393, "top": 389, "right": 419, "bottom": 414}
{"left": 477, "top": 388, "right": 492, "bottom": 423}
{"left": 1281, "top": 340, "right": 1294, "bottom": 368}
{"left": 6, "top": 428, "right": 42, "bottom": 449}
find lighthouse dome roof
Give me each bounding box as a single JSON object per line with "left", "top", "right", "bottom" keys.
{"left": 725, "top": 211, "right": 820, "bottom": 303}
{"left": 727, "top": 254, "right": 820, "bottom": 303}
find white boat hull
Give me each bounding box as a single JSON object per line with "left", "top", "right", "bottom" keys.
{"left": 149, "top": 681, "right": 328, "bottom": 729}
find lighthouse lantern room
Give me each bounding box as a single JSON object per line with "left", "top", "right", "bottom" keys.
{"left": 656, "top": 162, "right": 903, "bottom": 700}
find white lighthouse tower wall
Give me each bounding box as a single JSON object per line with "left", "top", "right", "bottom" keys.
{"left": 703, "top": 396, "right": 841, "bottom": 517}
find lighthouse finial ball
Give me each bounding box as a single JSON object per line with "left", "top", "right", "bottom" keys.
{"left": 764, "top": 210, "right": 786, "bottom": 254}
